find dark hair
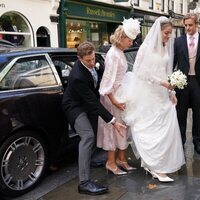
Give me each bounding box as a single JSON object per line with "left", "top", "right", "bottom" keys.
{"left": 183, "top": 13, "right": 198, "bottom": 24}
{"left": 77, "top": 41, "right": 95, "bottom": 58}
{"left": 160, "top": 20, "right": 173, "bottom": 31}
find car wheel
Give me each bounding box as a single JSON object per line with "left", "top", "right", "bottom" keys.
{"left": 0, "top": 130, "right": 47, "bottom": 197}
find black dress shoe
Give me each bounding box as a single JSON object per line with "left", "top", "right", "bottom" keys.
{"left": 194, "top": 145, "right": 200, "bottom": 154}
{"left": 78, "top": 180, "right": 108, "bottom": 195}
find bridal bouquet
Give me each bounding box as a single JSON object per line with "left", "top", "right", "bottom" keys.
{"left": 168, "top": 70, "right": 187, "bottom": 89}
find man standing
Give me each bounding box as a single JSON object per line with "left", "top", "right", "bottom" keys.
{"left": 62, "top": 41, "right": 126, "bottom": 195}
{"left": 174, "top": 13, "right": 200, "bottom": 154}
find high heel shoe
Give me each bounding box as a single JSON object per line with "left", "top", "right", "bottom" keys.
{"left": 116, "top": 159, "right": 136, "bottom": 171}
{"left": 105, "top": 162, "right": 127, "bottom": 175}
{"left": 144, "top": 167, "right": 155, "bottom": 176}
{"left": 152, "top": 172, "right": 174, "bottom": 182}
{"left": 144, "top": 167, "right": 174, "bottom": 182}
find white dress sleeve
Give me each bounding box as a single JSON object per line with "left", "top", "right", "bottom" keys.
{"left": 134, "top": 44, "right": 162, "bottom": 85}
{"left": 99, "top": 51, "right": 119, "bottom": 96}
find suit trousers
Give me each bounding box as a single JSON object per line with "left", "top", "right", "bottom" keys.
{"left": 177, "top": 76, "right": 200, "bottom": 145}
{"left": 74, "top": 112, "right": 95, "bottom": 183}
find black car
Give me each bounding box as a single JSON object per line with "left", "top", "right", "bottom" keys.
{"left": 0, "top": 47, "right": 105, "bottom": 197}
{"left": 124, "top": 47, "right": 139, "bottom": 71}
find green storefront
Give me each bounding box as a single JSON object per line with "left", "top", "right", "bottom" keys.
{"left": 59, "top": 0, "right": 131, "bottom": 50}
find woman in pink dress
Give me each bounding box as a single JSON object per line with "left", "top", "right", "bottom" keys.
{"left": 97, "top": 18, "right": 140, "bottom": 175}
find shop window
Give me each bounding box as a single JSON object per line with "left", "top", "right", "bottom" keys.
{"left": 133, "top": 0, "right": 139, "bottom": 6}
{"left": 0, "top": 12, "right": 32, "bottom": 47}
{"left": 37, "top": 27, "right": 50, "bottom": 47}
{"left": 180, "top": 3, "right": 183, "bottom": 14}
{"left": 66, "top": 20, "right": 85, "bottom": 48}
{"left": 171, "top": 0, "right": 174, "bottom": 11}
{"left": 149, "top": 0, "right": 153, "bottom": 9}
{"left": 161, "top": 0, "right": 164, "bottom": 11}
{"left": 66, "top": 19, "right": 108, "bottom": 51}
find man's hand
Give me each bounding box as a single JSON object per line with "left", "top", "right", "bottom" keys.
{"left": 113, "top": 122, "right": 127, "bottom": 137}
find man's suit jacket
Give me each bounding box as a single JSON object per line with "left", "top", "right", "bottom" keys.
{"left": 62, "top": 59, "right": 113, "bottom": 133}
{"left": 174, "top": 33, "right": 200, "bottom": 86}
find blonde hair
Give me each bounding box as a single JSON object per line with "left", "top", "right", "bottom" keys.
{"left": 183, "top": 13, "right": 198, "bottom": 24}
{"left": 110, "top": 25, "right": 127, "bottom": 47}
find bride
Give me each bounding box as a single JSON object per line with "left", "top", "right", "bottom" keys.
{"left": 115, "top": 16, "right": 185, "bottom": 182}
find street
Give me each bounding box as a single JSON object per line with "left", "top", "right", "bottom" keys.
{"left": 5, "top": 109, "right": 200, "bottom": 200}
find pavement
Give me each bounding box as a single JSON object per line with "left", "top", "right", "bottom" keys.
{"left": 37, "top": 109, "right": 200, "bottom": 200}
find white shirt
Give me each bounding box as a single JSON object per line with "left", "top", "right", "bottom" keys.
{"left": 187, "top": 32, "right": 199, "bottom": 49}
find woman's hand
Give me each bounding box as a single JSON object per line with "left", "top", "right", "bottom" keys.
{"left": 169, "top": 91, "right": 177, "bottom": 105}
{"left": 161, "top": 80, "right": 175, "bottom": 90}
{"left": 113, "top": 122, "right": 127, "bottom": 137}
{"left": 114, "top": 102, "right": 126, "bottom": 111}
{"left": 108, "top": 93, "right": 126, "bottom": 111}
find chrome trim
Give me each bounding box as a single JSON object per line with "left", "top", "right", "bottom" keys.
{"left": 0, "top": 84, "right": 62, "bottom": 94}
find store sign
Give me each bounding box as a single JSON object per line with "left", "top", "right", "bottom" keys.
{"left": 65, "top": 1, "right": 130, "bottom": 22}
{"left": 86, "top": 7, "right": 115, "bottom": 18}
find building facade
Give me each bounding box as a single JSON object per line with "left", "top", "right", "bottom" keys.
{"left": 0, "top": 0, "right": 60, "bottom": 47}
{"left": 130, "top": 0, "right": 188, "bottom": 38}
{"left": 0, "top": 0, "right": 195, "bottom": 48}
{"left": 101, "top": 0, "right": 190, "bottom": 38}
{"left": 59, "top": 0, "right": 131, "bottom": 50}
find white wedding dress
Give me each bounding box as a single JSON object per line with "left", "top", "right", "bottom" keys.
{"left": 115, "top": 48, "right": 185, "bottom": 173}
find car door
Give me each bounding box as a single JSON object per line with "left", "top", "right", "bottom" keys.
{"left": 0, "top": 53, "right": 67, "bottom": 196}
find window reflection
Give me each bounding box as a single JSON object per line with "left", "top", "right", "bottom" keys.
{"left": 0, "top": 13, "right": 31, "bottom": 47}
{"left": 0, "top": 56, "right": 57, "bottom": 90}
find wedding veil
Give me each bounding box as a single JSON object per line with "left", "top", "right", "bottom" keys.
{"left": 114, "top": 16, "right": 175, "bottom": 126}
{"left": 133, "top": 16, "right": 174, "bottom": 79}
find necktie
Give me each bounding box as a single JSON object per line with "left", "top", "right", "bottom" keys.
{"left": 91, "top": 68, "right": 98, "bottom": 87}
{"left": 189, "top": 36, "right": 196, "bottom": 57}
{"left": 189, "top": 36, "right": 195, "bottom": 48}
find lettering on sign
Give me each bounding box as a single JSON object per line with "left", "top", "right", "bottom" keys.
{"left": 0, "top": 4, "right": 5, "bottom": 8}
{"left": 86, "top": 7, "right": 115, "bottom": 19}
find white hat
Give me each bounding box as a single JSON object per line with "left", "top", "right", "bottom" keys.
{"left": 122, "top": 18, "right": 141, "bottom": 40}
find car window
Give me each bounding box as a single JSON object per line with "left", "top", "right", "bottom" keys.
{"left": 52, "top": 55, "right": 77, "bottom": 88}
{"left": 0, "top": 56, "right": 57, "bottom": 90}
{"left": 124, "top": 48, "right": 138, "bottom": 72}
{"left": 53, "top": 60, "right": 73, "bottom": 78}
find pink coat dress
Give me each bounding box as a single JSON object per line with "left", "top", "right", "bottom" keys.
{"left": 97, "top": 45, "right": 129, "bottom": 151}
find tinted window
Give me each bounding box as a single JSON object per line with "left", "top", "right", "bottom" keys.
{"left": 0, "top": 56, "right": 57, "bottom": 90}
{"left": 52, "top": 55, "right": 77, "bottom": 88}
{"left": 124, "top": 48, "right": 138, "bottom": 72}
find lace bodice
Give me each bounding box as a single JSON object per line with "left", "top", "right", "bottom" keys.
{"left": 135, "top": 46, "right": 172, "bottom": 85}
{"left": 99, "top": 46, "right": 128, "bottom": 95}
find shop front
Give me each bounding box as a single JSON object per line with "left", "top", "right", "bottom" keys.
{"left": 59, "top": 0, "right": 131, "bottom": 51}
{"left": 0, "top": 0, "right": 60, "bottom": 47}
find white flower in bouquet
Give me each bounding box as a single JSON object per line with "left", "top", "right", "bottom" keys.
{"left": 168, "top": 70, "right": 187, "bottom": 89}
